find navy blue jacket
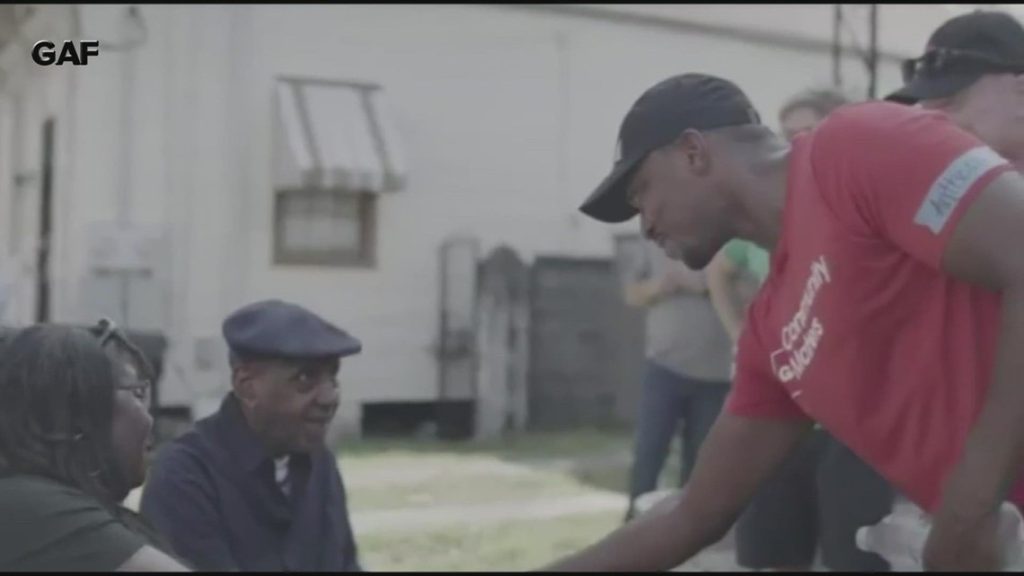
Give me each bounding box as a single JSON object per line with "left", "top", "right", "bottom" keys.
{"left": 140, "top": 394, "right": 361, "bottom": 571}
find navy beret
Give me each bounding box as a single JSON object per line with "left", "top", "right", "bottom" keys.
{"left": 222, "top": 299, "right": 362, "bottom": 360}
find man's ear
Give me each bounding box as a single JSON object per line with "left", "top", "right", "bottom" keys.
{"left": 231, "top": 363, "right": 260, "bottom": 408}
{"left": 673, "top": 129, "right": 712, "bottom": 176}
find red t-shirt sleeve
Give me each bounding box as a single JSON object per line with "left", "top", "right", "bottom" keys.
{"left": 808, "top": 102, "right": 1014, "bottom": 270}
{"left": 725, "top": 307, "right": 808, "bottom": 420}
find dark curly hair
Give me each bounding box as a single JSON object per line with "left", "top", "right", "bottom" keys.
{"left": 0, "top": 323, "right": 153, "bottom": 506}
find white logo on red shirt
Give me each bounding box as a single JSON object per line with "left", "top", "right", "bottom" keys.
{"left": 913, "top": 146, "right": 1007, "bottom": 234}
{"left": 771, "top": 255, "right": 831, "bottom": 384}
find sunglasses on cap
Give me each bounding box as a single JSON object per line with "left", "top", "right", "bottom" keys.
{"left": 901, "top": 47, "right": 1024, "bottom": 84}
{"left": 88, "top": 317, "right": 152, "bottom": 403}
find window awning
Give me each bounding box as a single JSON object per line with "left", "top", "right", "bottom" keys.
{"left": 273, "top": 78, "right": 407, "bottom": 193}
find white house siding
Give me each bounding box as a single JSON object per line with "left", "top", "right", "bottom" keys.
{"left": 236, "top": 4, "right": 908, "bottom": 431}
{"left": 0, "top": 4, "right": 986, "bottom": 436}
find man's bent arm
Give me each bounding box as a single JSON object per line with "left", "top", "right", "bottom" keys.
{"left": 544, "top": 414, "right": 811, "bottom": 571}
{"left": 662, "top": 261, "right": 709, "bottom": 296}
{"left": 929, "top": 171, "right": 1024, "bottom": 568}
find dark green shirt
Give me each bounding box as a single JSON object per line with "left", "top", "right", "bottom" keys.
{"left": 0, "top": 474, "right": 147, "bottom": 571}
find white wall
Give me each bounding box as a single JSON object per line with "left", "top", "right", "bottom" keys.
{"left": 0, "top": 6, "right": 245, "bottom": 410}
{"left": 233, "top": 5, "right": 908, "bottom": 417}
{"left": 0, "top": 4, "right": 945, "bottom": 434}
{"left": 581, "top": 4, "right": 998, "bottom": 59}
{"left": 0, "top": 5, "right": 77, "bottom": 327}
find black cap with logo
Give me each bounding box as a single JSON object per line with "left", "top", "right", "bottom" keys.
{"left": 887, "top": 10, "right": 1024, "bottom": 104}
{"left": 579, "top": 73, "right": 761, "bottom": 224}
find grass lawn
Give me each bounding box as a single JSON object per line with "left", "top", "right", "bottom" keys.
{"left": 357, "top": 510, "right": 622, "bottom": 571}
{"left": 339, "top": 428, "right": 638, "bottom": 513}
{"left": 339, "top": 428, "right": 688, "bottom": 571}
{"left": 347, "top": 465, "right": 611, "bottom": 512}
{"left": 338, "top": 427, "right": 634, "bottom": 460}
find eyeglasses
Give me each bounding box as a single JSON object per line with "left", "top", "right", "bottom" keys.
{"left": 901, "top": 48, "right": 1024, "bottom": 85}
{"left": 91, "top": 317, "right": 119, "bottom": 347}
{"left": 88, "top": 317, "right": 152, "bottom": 403}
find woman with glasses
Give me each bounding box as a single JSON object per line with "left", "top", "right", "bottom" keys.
{"left": 0, "top": 320, "right": 188, "bottom": 571}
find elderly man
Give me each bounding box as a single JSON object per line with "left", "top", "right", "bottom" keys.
{"left": 141, "top": 299, "right": 363, "bottom": 571}
{"left": 546, "top": 68, "right": 1024, "bottom": 572}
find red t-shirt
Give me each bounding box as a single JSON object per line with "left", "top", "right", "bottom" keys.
{"left": 725, "top": 101, "right": 1018, "bottom": 512}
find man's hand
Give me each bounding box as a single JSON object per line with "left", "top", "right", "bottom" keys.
{"left": 931, "top": 171, "right": 1024, "bottom": 572}
{"left": 906, "top": 170, "right": 1024, "bottom": 572}
{"left": 923, "top": 499, "right": 1001, "bottom": 571}
{"left": 543, "top": 414, "right": 811, "bottom": 571}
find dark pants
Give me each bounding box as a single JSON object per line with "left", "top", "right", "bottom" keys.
{"left": 735, "top": 429, "right": 895, "bottom": 571}
{"left": 625, "top": 361, "right": 729, "bottom": 520}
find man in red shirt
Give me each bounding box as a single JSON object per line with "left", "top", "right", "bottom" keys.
{"left": 888, "top": 8, "right": 1024, "bottom": 515}
{"left": 548, "top": 70, "right": 1024, "bottom": 572}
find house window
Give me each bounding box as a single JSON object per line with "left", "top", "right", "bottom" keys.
{"left": 272, "top": 76, "right": 406, "bottom": 268}
{"left": 273, "top": 188, "right": 376, "bottom": 267}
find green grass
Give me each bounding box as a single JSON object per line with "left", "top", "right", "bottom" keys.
{"left": 340, "top": 429, "right": 636, "bottom": 515}
{"left": 347, "top": 463, "right": 629, "bottom": 513}
{"left": 339, "top": 428, "right": 683, "bottom": 514}
{"left": 338, "top": 427, "right": 633, "bottom": 460}
{"left": 358, "top": 510, "right": 621, "bottom": 572}
{"left": 342, "top": 429, "right": 637, "bottom": 570}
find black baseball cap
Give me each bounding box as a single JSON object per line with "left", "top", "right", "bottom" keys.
{"left": 887, "top": 10, "right": 1024, "bottom": 104}
{"left": 579, "top": 73, "right": 761, "bottom": 224}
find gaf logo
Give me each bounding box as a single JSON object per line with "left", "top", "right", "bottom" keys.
{"left": 32, "top": 40, "right": 100, "bottom": 66}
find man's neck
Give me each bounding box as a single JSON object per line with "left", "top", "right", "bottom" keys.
{"left": 733, "top": 144, "right": 790, "bottom": 251}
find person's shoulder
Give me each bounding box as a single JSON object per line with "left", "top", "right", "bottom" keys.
{"left": 0, "top": 472, "right": 71, "bottom": 494}
{"left": 0, "top": 474, "right": 98, "bottom": 516}
{"left": 0, "top": 475, "right": 145, "bottom": 572}
{"left": 823, "top": 100, "right": 925, "bottom": 124}
{"left": 727, "top": 238, "right": 760, "bottom": 252}
{"left": 722, "top": 238, "right": 747, "bottom": 259}
{"left": 147, "top": 428, "right": 215, "bottom": 483}
{"left": 0, "top": 475, "right": 122, "bottom": 559}
{"left": 813, "top": 101, "right": 952, "bottom": 144}
{"left": 154, "top": 407, "right": 228, "bottom": 460}
{"left": 141, "top": 433, "right": 219, "bottom": 513}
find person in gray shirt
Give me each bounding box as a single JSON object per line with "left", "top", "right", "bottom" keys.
{"left": 622, "top": 239, "right": 732, "bottom": 521}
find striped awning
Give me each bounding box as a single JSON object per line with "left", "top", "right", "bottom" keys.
{"left": 273, "top": 77, "right": 407, "bottom": 193}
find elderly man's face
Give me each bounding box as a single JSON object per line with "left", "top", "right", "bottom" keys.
{"left": 235, "top": 357, "right": 341, "bottom": 455}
